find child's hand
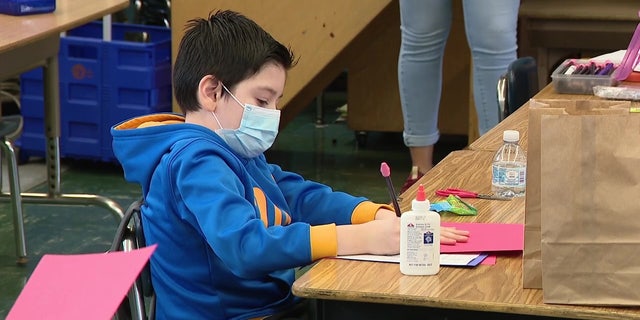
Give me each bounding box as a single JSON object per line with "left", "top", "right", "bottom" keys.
{"left": 374, "top": 208, "right": 398, "bottom": 220}
{"left": 440, "top": 226, "right": 470, "bottom": 245}
{"left": 363, "top": 219, "right": 401, "bottom": 255}
{"left": 336, "top": 218, "right": 400, "bottom": 256}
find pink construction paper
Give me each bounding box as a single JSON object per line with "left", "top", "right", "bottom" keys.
{"left": 7, "top": 245, "right": 157, "bottom": 320}
{"left": 480, "top": 255, "right": 497, "bottom": 265}
{"left": 440, "top": 222, "right": 523, "bottom": 253}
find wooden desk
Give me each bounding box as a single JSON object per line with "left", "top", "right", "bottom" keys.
{"left": 293, "top": 144, "right": 640, "bottom": 318}
{"left": 0, "top": 0, "right": 129, "bottom": 261}
{"left": 468, "top": 84, "right": 578, "bottom": 152}
{"left": 469, "top": 83, "right": 640, "bottom": 152}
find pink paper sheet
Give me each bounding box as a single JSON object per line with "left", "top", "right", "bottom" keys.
{"left": 7, "top": 245, "right": 156, "bottom": 320}
{"left": 440, "top": 222, "right": 523, "bottom": 253}
{"left": 480, "top": 255, "right": 497, "bottom": 265}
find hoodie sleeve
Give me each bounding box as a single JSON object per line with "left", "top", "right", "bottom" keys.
{"left": 306, "top": 200, "right": 394, "bottom": 261}
{"left": 168, "top": 140, "right": 328, "bottom": 278}
{"left": 262, "top": 160, "right": 394, "bottom": 261}
{"left": 266, "top": 161, "right": 392, "bottom": 225}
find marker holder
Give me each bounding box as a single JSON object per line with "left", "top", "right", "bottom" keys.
{"left": 551, "top": 59, "right": 619, "bottom": 94}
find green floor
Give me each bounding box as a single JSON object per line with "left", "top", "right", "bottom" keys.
{"left": 0, "top": 93, "right": 466, "bottom": 317}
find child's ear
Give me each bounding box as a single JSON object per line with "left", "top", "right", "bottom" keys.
{"left": 198, "top": 75, "right": 222, "bottom": 111}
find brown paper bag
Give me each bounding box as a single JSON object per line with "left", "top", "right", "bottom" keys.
{"left": 539, "top": 103, "right": 640, "bottom": 305}
{"left": 522, "top": 99, "right": 631, "bottom": 289}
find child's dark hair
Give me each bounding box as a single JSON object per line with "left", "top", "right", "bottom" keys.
{"left": 173, "top": 10, "right": 296, "bottom": 113}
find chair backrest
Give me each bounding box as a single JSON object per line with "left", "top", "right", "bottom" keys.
{"left": 497, "top": 56, "right": 539, "bottom": 121}
{"left": 110, "top": 198, "right": 155, "bottom": 320}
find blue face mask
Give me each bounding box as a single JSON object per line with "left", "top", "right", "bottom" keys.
{"left": 211, "top": 84, "right": 280, "bottom": 158}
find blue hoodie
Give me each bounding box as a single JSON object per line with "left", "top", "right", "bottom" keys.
{"left": 111, "top": 113, "right": 391, "bottom": 319}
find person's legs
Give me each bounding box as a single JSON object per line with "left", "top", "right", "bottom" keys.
{"left": 398, "top": 0, "right": 452, "bottom": 191}
{"left": 463, "top": 0, "right": 519, "bottom": 135}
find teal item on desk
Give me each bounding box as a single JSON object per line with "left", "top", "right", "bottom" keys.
{"left": 431, "top": 195, "right": 478, "bottom": 216}
{"left": 430, "top": 201, "right": 452, "bottom": 212}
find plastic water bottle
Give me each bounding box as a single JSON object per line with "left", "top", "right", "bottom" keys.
{"left": 400, "top": 184, "right": 440, "bottom": 275}
{"left": 491, "top": 130, "right": 527, "bottom": 198}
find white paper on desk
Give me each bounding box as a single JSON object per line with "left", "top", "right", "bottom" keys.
{"left": 337, "top": 253, "right": 481, "bottom": 266}
{"left": 590, "top": 50, "right": 640, "bottom": 72}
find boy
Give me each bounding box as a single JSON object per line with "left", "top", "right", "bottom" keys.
{"left": 111, "top": 10, "right": 468, "bottom": 319}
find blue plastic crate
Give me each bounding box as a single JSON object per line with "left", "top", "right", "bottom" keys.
{"left": 19, "top": 69, "right": 171, "bottom": 162}
{"left": 17, "top": 69, "right": 46, "bottom": 160}
{"left": 59, "top": 80, "right": 103, "bottom": 160}
{"left": 18, "top": 68, "right": 104, "bottom": 161}
{"left": 101, "top": 84, "right": 172, "bottom": 160}
{"left": 58, "top": 36, "right": 103, "bottom": 88}
{"left": 66, "top": 22, "right": 172, "bottom": 89}
{"left": 18, "top": 22, "right": 173, "bottom": 163}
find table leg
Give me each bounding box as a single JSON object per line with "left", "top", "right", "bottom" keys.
{"left": 38, "top": 50, "right": 124, "bottom": 219}
{"left": 43, "top": 50, "right": 61, "bottom": 196}
{"left": 0, "top": 34, "right": 124, "bottom": 263}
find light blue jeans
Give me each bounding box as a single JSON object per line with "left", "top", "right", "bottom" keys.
{"left": 398, "top": 0, "right": 520, "bottom": 147}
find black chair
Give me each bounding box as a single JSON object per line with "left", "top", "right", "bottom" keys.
{"left": 110, "top": 198, "right": 155, "bottom": 320}
{"left": 497, "top": 56, "right": 539, "bottom": 121}
{"left": 0, "top": 83, "right": 26, "bottom": 264}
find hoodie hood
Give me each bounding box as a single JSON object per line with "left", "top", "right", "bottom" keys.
{"left": 111, "top": 113, "right": 226, "bottom": 195}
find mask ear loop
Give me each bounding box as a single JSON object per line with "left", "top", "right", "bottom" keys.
{"left": 210, "top": 112, "right": 224, "bottom": 130}
{"left": 221, "top": 84, "right": 245, "bottom": 108}
{"left": 212, "top": 83, "right": 245, "bottom": 130}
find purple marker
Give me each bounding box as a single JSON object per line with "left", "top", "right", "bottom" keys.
{"left": 598, "top": 63, "right": 614, "bottom": 75}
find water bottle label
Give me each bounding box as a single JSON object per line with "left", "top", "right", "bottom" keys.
{"left": 492, "top": 165, "right": 526, "bottom": 187}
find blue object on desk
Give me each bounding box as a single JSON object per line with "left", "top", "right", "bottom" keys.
{"left": 0, "top": 0, "right": 55, "bottom": 16}
{"left": 465, "top": 253, "right": 489, "bottom": 267}
{"left": 430, "top": 201, "right": 452, "bottom": 213}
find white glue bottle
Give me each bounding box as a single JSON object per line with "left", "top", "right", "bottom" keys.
{"left": 400, "top": 184, "right": 441, "bottom": 275}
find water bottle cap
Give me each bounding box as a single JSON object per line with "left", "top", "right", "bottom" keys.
{"left": 503, "top": 130, "right": 520, "bottom": 142}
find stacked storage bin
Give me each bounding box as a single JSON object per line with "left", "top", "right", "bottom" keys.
{"left": 18, "top": 21, "right": 172, "bottom": 163}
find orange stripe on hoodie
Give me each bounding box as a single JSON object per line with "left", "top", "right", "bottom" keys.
{"left": 253, "top": 187, "right": 268, "bottom": 227}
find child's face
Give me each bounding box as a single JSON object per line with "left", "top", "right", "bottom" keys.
{"left": 218, "top": 62, "right": 286, "bottom": 130}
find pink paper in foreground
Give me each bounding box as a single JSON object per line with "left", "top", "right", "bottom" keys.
{"left": 440, "top": 222, "right": 523, "bottom": 253}
{"left": 7, "top": 244, "right": 156, "bottom": 320}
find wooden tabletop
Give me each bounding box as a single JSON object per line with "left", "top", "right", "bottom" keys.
{"left": 0, "top": 0, "right": 129, "bottom": 80}
{"left": 467, "top": 84, "right": 583, "bottom": 152}
{"left": 294, "top": 148, "right": 640, "bottom": 319}
{"left": 395, "top": 150, "right": 524, "bottom": 221}
{"left": 0, "top": 0, "right": 128, "bottom": 53}
{"left": 293, "top": 84, "right": 640, "bottom": 319}
{"left": 468, "top": 84, "right": 640, "bottom": 152}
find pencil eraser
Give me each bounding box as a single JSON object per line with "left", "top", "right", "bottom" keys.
{"left": 380, "top": 162, "right": 390, "bottom": 177}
